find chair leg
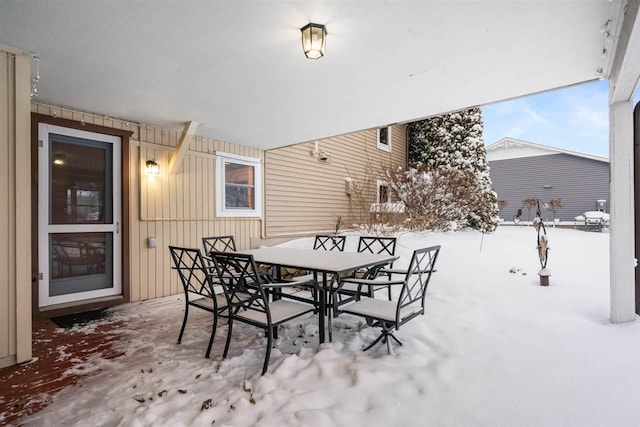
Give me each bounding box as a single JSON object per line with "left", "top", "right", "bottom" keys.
{"left": 363, "top": 331, "right": 387, "bottom": 351}
{"left": 223, "top": 317, "right": 233, "bottom": 358}
{"left": 262, "top": 327, "right": 273, "bottom": 375}
{"left": 363, "top": 323, "right": 402, "bottom": 353}
{"left": 389, "top": 333, "right": 403, "bottom": 346}
{"left": 177, "top": 304, "right": 189, "bottom": 344}
{"left": 205, "top": 313, "right": 217, "bottom": 358}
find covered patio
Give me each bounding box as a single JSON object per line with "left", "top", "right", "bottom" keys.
{"left": 0, "top": 1, "right": 639, "bottom": 421}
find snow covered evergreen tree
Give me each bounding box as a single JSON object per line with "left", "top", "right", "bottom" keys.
{"left": 403, "top": 107, "right": 499, "bottom": 232}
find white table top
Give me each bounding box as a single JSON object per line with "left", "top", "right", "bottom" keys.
{"left": 240, "top": 247, "right": 397, "bottom": 274}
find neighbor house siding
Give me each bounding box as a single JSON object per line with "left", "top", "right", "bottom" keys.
{"left": 265, "top": 125, "right": 407, "bottom": 236}
{"left": 489, "top": 153, "right": 610, "bottom": 222}
{"left": 0, "top": 46, "right": 31, "bottom": 367}
{"left": 32, "top": 103, "right": 263, "bottom": 306}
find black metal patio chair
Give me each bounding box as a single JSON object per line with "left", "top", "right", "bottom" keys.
{"left": 210, "top": 251, "right": 316, "bottom": 375}
{"left": 332, "top": 236, "right": 397, "bottom": 314}
{"left": 168, "top": 246, "right": 232, "bottom": 359}
{"left": 202, "top": 235, "right": 237, "bottom": 253}
{"left": 335, "top": 245, "right": 441, "bottom": 354}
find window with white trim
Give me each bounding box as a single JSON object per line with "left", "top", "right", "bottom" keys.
{"left": 377, "top": 126, "right": 392, "bottom": 152}
{"left": 216, "top": 152, "right": 262, "bottom": 218}
{"left": 377, "top": 179, "right": 391, "bottom": 203}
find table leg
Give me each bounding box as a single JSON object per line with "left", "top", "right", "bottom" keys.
{"left": 327, "top": 285, "right": 333, "bottom": 342}
{"left": 317, "top": 272, "right": 325, "bottom": 344}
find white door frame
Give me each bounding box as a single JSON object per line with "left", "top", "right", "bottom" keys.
{"left": 38, "top": 123, "right": 122, "bottom": 307}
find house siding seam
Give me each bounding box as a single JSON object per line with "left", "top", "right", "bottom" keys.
{"left": 264, "top": 125, "right": 407, "bottom": 236}
{"left": 489, "top": 153, "right": 610, "bottom": 222}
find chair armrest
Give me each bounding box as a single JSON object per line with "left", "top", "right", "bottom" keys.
{"left": 378, "top": 268, "right": 408, "bottom": 275}
{"left": 378, "top": 268, "right": 438, "bottom": 275}
{"left": 339, "top": 278, "right": 405, "bottom": 286}
{"left": 262, "top": 281, "right": 317, "bottom": 290}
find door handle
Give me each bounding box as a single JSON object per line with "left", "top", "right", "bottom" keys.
{"left": 116, "top": 221, "right": 120, "bottom": 234}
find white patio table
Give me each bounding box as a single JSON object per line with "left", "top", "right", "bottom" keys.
{"left": 239, "top": 247, "right": 397, "bottom": 343}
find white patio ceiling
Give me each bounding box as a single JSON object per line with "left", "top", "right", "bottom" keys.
{"left": 0, "top": 0, "right": 626, "bottom": 150}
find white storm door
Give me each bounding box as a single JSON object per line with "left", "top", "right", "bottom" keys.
{"left": 38, "top": 124, "right": 122, "bottom": 307}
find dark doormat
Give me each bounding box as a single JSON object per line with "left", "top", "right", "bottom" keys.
{"left": 51, "top": 308, "right": 111, "bottom": 329}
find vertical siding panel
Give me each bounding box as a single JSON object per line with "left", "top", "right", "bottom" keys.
{"left": 162, "top": 220, "right": 170, "bottom": 296}
{"left": 170, "top": 221, "right": 178, "bottom": 295}
{"left": 61, "top": 108, "right": 73, "bottom": 120}
{"left": 196, "top": 156, "right": 203, "bottom": 220}
{"left": 0, "top": 52, "right": 10, "bottom": 359}
{"left": 139, "top": 218, "right": 149, "bottom": 301}
{"left": 140, "top": 147, "right": 148, "bottom": 220}
{"left": 14, "top": 52, "right": 30, "bottom": 362}
{"left": 189, "top": 155, "right": 197, "bottom": 221}
{"left": 147, "top": 221, "right": 156, "bottom": 299}
{"left": 176, "top": 157, "right": 185, "bottom": 219}
{"left": 129, "top": 143, "right": 141, "bottom": 302}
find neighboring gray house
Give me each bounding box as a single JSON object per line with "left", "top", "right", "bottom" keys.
{"left": 486, "top": 138, "right": 609, "bottom": 222}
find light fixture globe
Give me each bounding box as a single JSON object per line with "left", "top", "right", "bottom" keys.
{"left": 145, "top": 160, "right": 160, "bottom": 176}
{"left": 301, "top": 23, "right": 326, "bottom": 59}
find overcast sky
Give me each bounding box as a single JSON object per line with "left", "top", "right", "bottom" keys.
{"left": 482, "top": 80, "right": 640, "bottom": 158}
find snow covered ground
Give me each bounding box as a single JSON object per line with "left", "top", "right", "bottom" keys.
{"left": 19, "top": 227, "right": 640, "bottom": 427}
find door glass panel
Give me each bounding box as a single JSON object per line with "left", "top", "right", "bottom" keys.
{"left": 46, "top": 132, "right": 116, "bottom": 299}
{"left": 49, "top": 232, "right": 113, "bottom": 297}
{"left": 50, "top": 136, "right": 112, "bottom": 224}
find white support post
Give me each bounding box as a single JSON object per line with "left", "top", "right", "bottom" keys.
{"left": 609, "top": 100, "right": 636, "bottom": 323}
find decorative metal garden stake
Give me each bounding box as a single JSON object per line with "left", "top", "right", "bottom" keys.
{"left": 532, "top": 199, "right": 550, "bottom": 286}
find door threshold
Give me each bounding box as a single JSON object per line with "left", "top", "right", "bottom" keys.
{"left": 37, "top": 295, "right": 125, "bottom": 319}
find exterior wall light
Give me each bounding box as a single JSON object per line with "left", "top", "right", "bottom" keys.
{"left": 301, "top": 23, "right": 326, "bottom": 59}
{"left": 146, "top": 160, "right": 160, "bottom": 176}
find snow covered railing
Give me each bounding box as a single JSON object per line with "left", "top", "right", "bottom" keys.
{"left": 369, "top": 202, "right": 405, "bottom": 213}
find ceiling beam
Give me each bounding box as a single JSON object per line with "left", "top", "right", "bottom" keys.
{"left": 610, "top": 0, "right": 640, "bottom": 103}
{"left": 168, "top": 121, "right": 198, "bottom": 175}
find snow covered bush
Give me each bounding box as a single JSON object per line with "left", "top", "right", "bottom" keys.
{"left": 403, "top": 107, "right": 499, "bottom": 232}
{"left": 384, "top": 164, "right": 498, "bottom": 232}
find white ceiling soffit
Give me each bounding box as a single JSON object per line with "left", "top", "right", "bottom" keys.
{"left": 0, "top": 0, "right": 625, "bottom": 150}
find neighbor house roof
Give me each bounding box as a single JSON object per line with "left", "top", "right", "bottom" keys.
{"left": 485, "top": 137, "right": 609, "bottom": 163}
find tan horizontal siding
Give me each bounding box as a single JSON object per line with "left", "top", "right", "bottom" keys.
{"left": 265, "top": 125, "right": 407, "bottom": 236}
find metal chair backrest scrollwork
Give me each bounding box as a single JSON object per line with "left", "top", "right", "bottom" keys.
{"left": 313, "top": 234, "right": 346, "bottom": 251}
{"left": 202, "top": 236, "right": 237, "bottom": 254}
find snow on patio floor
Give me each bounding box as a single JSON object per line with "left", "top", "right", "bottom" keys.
{"left": 17, "top": 227, "right": 640, "bottom": 427}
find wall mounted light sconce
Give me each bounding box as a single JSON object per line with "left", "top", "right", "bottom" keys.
{"left": 145, "top": 159, "right": 160, "bottom": 176}
{"left": 301, "top": 23, "right": 326, "bottom": 59}
{"left": 53, "top": 153, "right": 66, "bottom": 166}
{"left": 543, "top": 184, "right": 553, "bottom": 189}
